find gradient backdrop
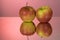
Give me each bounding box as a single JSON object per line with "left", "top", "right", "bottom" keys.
{"left": 1, "top": 0, "right": 60, "bottom": 17}
{"left": 0, "top": 0, "right": 60, "bottom": 40}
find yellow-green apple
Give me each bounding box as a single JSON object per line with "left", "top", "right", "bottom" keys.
{"left": 20, "top": 22, "right": 36, "bottom": 36}
{"left": 19, "top": 6, "right": 36, "bottom": 22}
{"left": 36, "top": 6, "right": 53, "bottom": 22}
{"left": 36, "top": 22, "right": 52, "bottom": 37}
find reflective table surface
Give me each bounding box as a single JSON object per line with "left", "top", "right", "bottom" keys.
{"left": 0, "top": 17, "right": 60, "bottom": 40}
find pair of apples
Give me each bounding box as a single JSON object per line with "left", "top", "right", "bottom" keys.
{"left": 20, "top": 22, "right": 52, "bottom": 38}
{"left": 19, "top": 6, "right": 53, "bottom": 22}
{"left": 19, "top": 6, "right": 53, "bottom": 38}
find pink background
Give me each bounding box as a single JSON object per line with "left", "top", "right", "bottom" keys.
{"left": 1, "top": 17, "right": 60, "bottom": 40}
{"left": 1, "top": 0, "right": 60, "bottom": 17}
{"left": 0, "top": 0, "right": 60, "bottom": 40}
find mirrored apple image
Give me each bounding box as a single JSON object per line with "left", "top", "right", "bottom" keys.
{"left": 20, "top": 22, "right": 36, "bottom": 36}
{"left": 36, "top": 22, "right": 52, "bottom": 38}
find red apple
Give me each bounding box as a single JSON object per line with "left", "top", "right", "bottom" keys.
{"left": 36, "top": 6, "right": 53, "bottom": 22}
{"left": 20, "top": 22, "right": 36, "bottom": 36}
{"left": 36, "top": 22, "right": 52, "bottom": 37}
{"left": 19, "top": 6, "right": 36, "bottom": 22}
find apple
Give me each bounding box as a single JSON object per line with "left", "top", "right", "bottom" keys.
{"left": 20, "top": 22, "right": 36, "bottom": 36}
{"left": 36, "top": 22, "right": 52, "bottom": 37}
{"left": 19, "top": 6, "right": 36, "bottom": 22}
{"left": 36, "top": 6, "right": 53, "bottom": 22}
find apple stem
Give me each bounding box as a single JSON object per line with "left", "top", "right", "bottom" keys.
{"left": 41, "top": 36, "right": 43, "bottom": 38}
{"left": 41, "top": 36, "right": 43, "bottom": 40}
{"left": 26, "top": 2, "right": 28, "bottom": 6}
{"left": 27, "top": 36, "right": 29, "bottom": 40}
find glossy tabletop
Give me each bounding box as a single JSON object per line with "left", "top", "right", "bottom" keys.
{"left": 0, "top": 17, "right": 60, "bottom": 40}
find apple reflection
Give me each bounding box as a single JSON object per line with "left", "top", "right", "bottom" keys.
{"left": 36, "top": 22, "right": 52, "bottom": 38}
{"left": 20, "top": 22, "right": 36, "bottom": 36}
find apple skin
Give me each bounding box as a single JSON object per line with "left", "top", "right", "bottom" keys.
{"left": 19, "top": 6, "right": 36, "bottom": 22}
{"left": 36, "top": 22, "right": 52, "bottom": 37}
{"left": 20, "top": 22, "right": 36, "bottom": 36}
{"left": 36, "top": 6, "right": 53, "bottom": 22}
